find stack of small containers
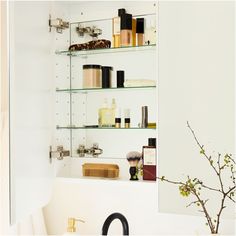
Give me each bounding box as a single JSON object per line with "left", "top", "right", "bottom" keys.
{"left": 112, "top": 8, "right": 145, "bottom": 48}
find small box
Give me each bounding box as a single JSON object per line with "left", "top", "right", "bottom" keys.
{"left": 82, "top": 163, "right": 119, "bottom": 178}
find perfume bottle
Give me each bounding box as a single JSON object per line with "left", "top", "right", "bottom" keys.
{"left": 98, "top": 98, "right": 111, "bottom": 127}
{"left": 112, "top": 8, "right": 126, "bottom": 48}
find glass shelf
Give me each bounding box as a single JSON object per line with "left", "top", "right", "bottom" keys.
{"left": 70, "top": 13, "right": 156, "bottom": 25}
{"left": 56, "top": 126, "right": 156, "bottom": 130}
{"left": 55, "top": 44, "right": 156, "bottom": 57}
{"left": 56, "top": 85, "right": 156, "bottom": 93}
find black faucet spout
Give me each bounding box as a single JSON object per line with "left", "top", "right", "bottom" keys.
{"left": 102, "top": 212, "right": 129, "bottom": 235}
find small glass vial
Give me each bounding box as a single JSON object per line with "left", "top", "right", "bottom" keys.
{"left": 120, "top": 14, "right": 132, "bottom": 47}
{"left": 115, "top": 108, "right": 121, "bottom": 128}
{"left": 124, "top": 108, "right": 130, "bottom": 128}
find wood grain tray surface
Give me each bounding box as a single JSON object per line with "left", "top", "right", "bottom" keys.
{"left": 82, "top": 163, "right": 119, "bottom": 178}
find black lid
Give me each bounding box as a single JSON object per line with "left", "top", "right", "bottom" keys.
{"left": 120, "top": 14, "right": 132, "bottom": 30}
{"left": 136, "top": 18, "right": 144, "bottom": 33}
{"left": 148, "top": 138, "right": 156, "bottom": 147}
{"left": 118, "top": 8, "right": 126, "bottom": 17}
{"left": 101, "top": 66, "right": 113, "bottom": 71}
{"left": 117, "top": 70, "right": 124, "bottom": 77}
{"left": 83, "top": 64, "right": 101, "bottom": 69}
{"left": 117, "top": 71, "right": 124, "bottom": 80}
{"left": 117, "top": 70, "right": 125, "bottom": 87}
{"left": 115, "top": 118, "right": 121, "bottom": 122}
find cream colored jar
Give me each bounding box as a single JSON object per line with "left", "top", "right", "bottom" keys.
{"left": 83, "top": 64, "right": 102, "bottom": 88}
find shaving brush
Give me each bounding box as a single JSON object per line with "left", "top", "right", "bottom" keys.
{"left": 126, "top": 151, "right": 142, "bottom": 180}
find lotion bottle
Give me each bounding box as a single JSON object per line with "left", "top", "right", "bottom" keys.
{"left": 63, "top": 218, "right": 85, "bottom": 236}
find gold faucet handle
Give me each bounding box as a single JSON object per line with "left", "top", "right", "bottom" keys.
{"left": 67, "top": 218, "right": 85, "bottom": 232}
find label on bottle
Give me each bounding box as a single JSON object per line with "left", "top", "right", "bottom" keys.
{"left": 143, "top": 147, "right": 156, "bottom": 165}
{"left": 113, "top": 17, "right": 120, "bottom": 35}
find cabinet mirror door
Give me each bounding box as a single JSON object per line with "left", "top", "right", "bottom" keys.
{"left": 9, "top": 1, "right": 55, "bottom": 223}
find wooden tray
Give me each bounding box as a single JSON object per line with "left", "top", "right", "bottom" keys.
{"left": 82, "top": 163, "right": 119, "bottom": 178}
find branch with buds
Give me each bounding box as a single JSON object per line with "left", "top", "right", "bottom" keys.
{"left": 158, "top": 122, "right": 236, "bottom": 234}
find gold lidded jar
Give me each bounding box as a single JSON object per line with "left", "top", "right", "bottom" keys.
{"left": 83, "top": 64, "right": 102, "bottom": 88}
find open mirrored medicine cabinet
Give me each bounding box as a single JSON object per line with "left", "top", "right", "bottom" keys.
{"left": 9, "top": 1, "right": 158, "bottom": 223}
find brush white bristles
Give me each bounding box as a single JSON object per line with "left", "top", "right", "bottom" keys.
{"left": 126, "top": 151, "right": 142, "bottom": 161}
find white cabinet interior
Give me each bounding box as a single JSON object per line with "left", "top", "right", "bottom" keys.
{"left": 53, "top": 2, "right": 157, "bottom": 179}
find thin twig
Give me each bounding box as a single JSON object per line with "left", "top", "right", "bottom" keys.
{"left": 187, "top": 122, "right": 219, "bottom": 176}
